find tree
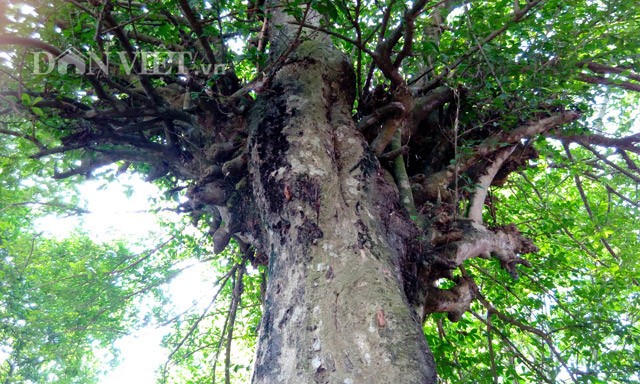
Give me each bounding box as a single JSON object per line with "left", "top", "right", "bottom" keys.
{"left": 0, "top": 137, "right": 183, "bottom": 383}
{"left": 1, "top": 0, "right": 639, "bottom": 382}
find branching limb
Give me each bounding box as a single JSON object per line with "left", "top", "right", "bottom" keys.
{"left": 421, "top": 220, "right": 536, "bottom": 322}
{"left": 0, "top": 35, "right": 63, "bottom": 56}
{"left": 577, "top": 73, "right": 640, "bottom": 92}
{"left": 356, "top": 101, "right": 404, "bottom": 132}
{"left": 563, "top": 144, "right": 620, "bottom": 261}
{"left": 424, "top": 111, "right": 580, "bottom": 193}
{"left": 423, "top": 277, "right": 476, "bottom": 322}
{"left": 2, "top": 201, "right": 90, "bottom": 216}
{"left": 378, "top": 144, "right": 409, "bottom": 161}
{"left": 177, "top": 0, "right": 217, "bottom": 66}
{"left": 410, "top": 86, "right": 455, "bottom": 129}
{"left": 467, "top": 145, "right": 517, "bottom": 223}
{"left": 555, "top": 131, "right": 640, "bottom": 154}
{"left": 51, "top": 146, "right": 176, "bottom": 179}
{"left": 390, "top": 131, "right": 418, "bottom": 218}
{"left": 370, "top": 114, "right": 402, "bottom": 156}
{"left": 438, "top": 222, "right": 535, "bottom": 278}
{"left": 578, "top": 61, "right": 640, "bottom": 82}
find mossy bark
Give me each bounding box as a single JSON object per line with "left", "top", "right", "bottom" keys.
{"left": 247, "top": 19, "right": 436, "bottom": 383}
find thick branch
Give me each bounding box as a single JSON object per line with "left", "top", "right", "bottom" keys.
{"left": 556, "top": 131, "right": 640, "bottom": 155}
{"left": 177, "top": 0, "right": 217, "bottom": 66}
{"left": 390, "top": 131, "right": 418, "bottom": 218}
{"left": 577, "top": 74, "right": 640, "bottom": 92}
{"left": 411, "top": 86, "right": 455, "bottom": 131}
{"left": 439, "top": 222, "right": 535, "bottom": 279}
{"left": 578, "top": 61, "right": 640, "bottom": 82}
{"left": 64, "top": 106, "right": 197, "bottom": 125}
{"left": 52, "top": 145, "right": 179, "bottom": 179}
{"left": 467, "top": 145, "right": 517, "bottom": 223}
{"left": 425, "top": 111, "right": 580, "bottom": 191}
{"left": 0, "top": 35, "right": 63, "bottom": 56}
{"left": 423, "top": 277, "right": 476, "bottom": 322}
{"left": 356, "top": 101, "right": 404, "bottom": 132}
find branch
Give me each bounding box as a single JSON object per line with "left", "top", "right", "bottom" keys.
{"left": 425, "top": 111, "right": 580, "bottom": 192}
{"left": 390, "top": 130, "right": 418, "bottom": 218}
{"left": 356, "top": 101, "right": 404, "bottom": 132}
{"left": 178, "top": 0, "right": 217, "bottom": 66}
{"left": 51, "top": 147, "right": 171, "bottom": 179}
{"left": 563, "top": 144, "right": 621, "bottom": 261}
{"left": 438, "top": 222, "right": 535, "bottom": 279}
{"left": 65, "top": 0, "right": 97, "bottom": 18}
{"left": 163, "top": 266, "right": 237, "bottom": 372}
{"left": 467, "top": 145, "right": 517, "bottom": 223}
{"left": 369, "top": 1, "right": 431, "bottom": 87}
{"left": 0, "top": 35, "right": 63, "bottom": 56}
{"left": 0, "top": 36, "right": 119, "bottom": 106}
{"left": 617, "top": 149, "right": 640, "bottom": 174}
{"left": 0, "top": 127, "right": 46, "bottom": 151}
{"left": 64, "top": 106, "right": 197, "bottom": 125}
{"left": 475, "top": 293, "right": 579, "bottom": 384}
{"left": 101, "top": 5, "right": 163, "bottom": 106}
{"left": 578, "top": 61, "right": 640, "bottom": 82}
{"left": 410, "top": 0, "right": 545, "bottom": 85}
{"left": 370, "top": 112, "right": 402, "bottom": 155}
{"left": 392, "top": 0, "right": 431, "bottom": 67}
{"left": 470, "top": 310, "right": 555, "bottom": 384}
{"left": 423, "top": 277, "right": 477, "bottom": 322}
{"left": 577, "top": 73, "right": 640, "bottom": 92}
{"left": 579, "top": 143, "right": 640, "bottom": 184}
{"left": 411, "top": 86, "right": 455, "bottom": 130}
{"left": 224, "top": 264, "right": 245, "bottom": 384}
{"left": 378, "top": 144, "right": 409, "bottom": 160}
{"left": 2, "top": 201, "right": 90, "bottom": 215}
{"left": 556, "top": 131, "right": 640, "bottom": 155}
{"left": 287, "top": 21, "right": 375, "bottom": 57}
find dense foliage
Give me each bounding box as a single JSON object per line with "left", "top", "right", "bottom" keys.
{"left": 1, "top": 0, "right": 639, "bottom": 382}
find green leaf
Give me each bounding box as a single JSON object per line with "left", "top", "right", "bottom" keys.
{"left": 21, "top": 93, "right": 31, "bottom": 105}
{"left": 31, "top": 106, "right": 44, "bottom": 117}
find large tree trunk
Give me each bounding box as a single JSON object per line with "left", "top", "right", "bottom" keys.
{"left": 247, "top": 6, "right": 437, "bottom": 383}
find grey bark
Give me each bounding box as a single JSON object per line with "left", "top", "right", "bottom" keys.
{"left": 247, "top": 3, "right": 437, "bottom": 383}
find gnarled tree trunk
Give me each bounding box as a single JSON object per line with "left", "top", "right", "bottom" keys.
{"left": 247, "top": 6, "right": 437, "bottom": 383}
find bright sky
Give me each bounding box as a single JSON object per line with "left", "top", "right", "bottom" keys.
{"left": 34, "top": 175, "right": 163, "bottom": 242}
{"left": 34, "top": 173, "right": 215, "bottom": 384}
